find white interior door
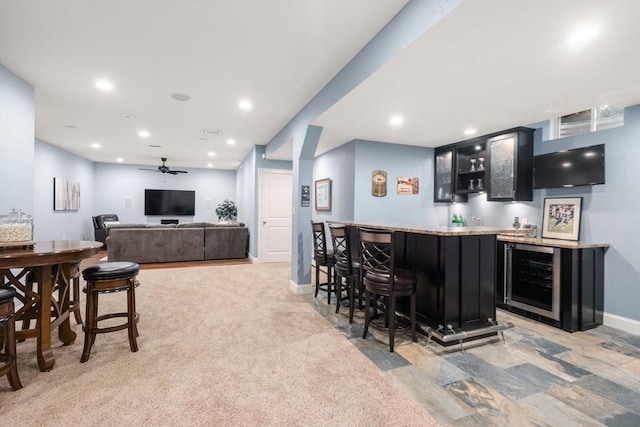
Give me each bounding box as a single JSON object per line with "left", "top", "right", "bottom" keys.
{"left": 259, "top": 169, "right": 292, "bottom": 263}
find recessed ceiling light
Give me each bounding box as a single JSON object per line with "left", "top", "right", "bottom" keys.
{"left": 95, "top": 79, "right": 114, "bottom": 91}
{"left": 91, "top": 142, "right": 101, "bottom": 149}
{"left": 389, "top": 115, "right": 403, "bottom": 126}
{"left": 567, "top": 25, "right": 598, "bottom": 44}
{"left": 171, "top": 93, "right": 191, "bottom": 102}
{"left": 208, "top": 151, "right": 215, "bottom": 157}
{"left": 207, "top": 163, "right": 214, "bottom": 168}
{"left": 562, "top": 162, "right": 572, "bottom": 167}
{"left": 584, "top": 151, "right": 595, "bottom": 157}
{"left": 239, "top": 99, "right": 252, "bottom": 110}
{"left": 464, "top": 128, "right": 477, "bottom": 136}
{"left": 116, "top": 157, "right": 123, "bottom": 162}
{"left": 138, "top": 130, "right": 150, "bottom": 138}
{"left": 475, "top": 145, "right": 482, "bottom": 151}
{"left": 226, "top": 139, "right": 236, "bottom": 145}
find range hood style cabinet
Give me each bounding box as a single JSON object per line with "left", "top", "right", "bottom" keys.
{"left": 434, "top": 127, "right": 535, "bottom": 203}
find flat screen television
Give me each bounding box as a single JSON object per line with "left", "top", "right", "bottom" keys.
{"left": 144, "top": 189, "right": 195, "bottom": 216}
{"left": 533, "top": 144, "right": 605, "bottom": 189}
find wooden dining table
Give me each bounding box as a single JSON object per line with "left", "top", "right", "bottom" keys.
{"left": 0, "top": 240, "right": 102, "bottom": 371}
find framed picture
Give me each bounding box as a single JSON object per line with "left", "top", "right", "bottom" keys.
{"left": 397, "top": 176, "right": 419, "bottom": 194}
{"left": 53, "top": 177, "right": 81, "bottom": 211}
{"left": 542, "top": 197, "right": 582, "bottom": 241}
{"left": 314, "top": 178, "right": 331, "bottom": 211}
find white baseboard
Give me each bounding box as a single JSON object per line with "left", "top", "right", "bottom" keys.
{"left": 249, "top": 254, "right": 258, "bottom": 263}
{"left": 290, "top": 280, "right": 313, "bottom": 294}
{"left": 603, "top": 312, "right": 640, "bottom": 336}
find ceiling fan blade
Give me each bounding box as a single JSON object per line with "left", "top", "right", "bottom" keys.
{"left": 138, "top": 168, "right": 160, "bottom": 172}
{"left": 172, "top": 170, "right": 188, "bottom": 174}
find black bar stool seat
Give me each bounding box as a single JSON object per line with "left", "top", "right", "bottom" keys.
{"left": 80, "top": 262, "right": 141, "bottom": 363}
{"left": 0, "top": 286, "right": 23, "bottom": 390}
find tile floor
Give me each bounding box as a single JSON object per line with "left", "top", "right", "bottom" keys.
{"left": 303, "top": 286, "right": 640, "bottom": 427}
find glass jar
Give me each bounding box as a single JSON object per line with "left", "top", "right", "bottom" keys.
{"left": 0, "top": 208, "right": 33, "bottom": 243}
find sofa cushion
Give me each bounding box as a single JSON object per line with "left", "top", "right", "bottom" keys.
{"left": 177, "top": 222, "right": 216, "bottom": 228}
{"left": 146, "top": 224, "right": 177, "bottom": 228}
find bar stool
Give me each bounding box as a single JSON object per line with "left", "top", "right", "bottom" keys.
{"left": 311, "top": 221, "right": 336, "bottom": 304}
{"left": 359, "top": 228, "right": 417, "bottom": 352}
{"left": 81, "top": 262, "right": 140, "bottom": 363}
{"left": 328, "top": 224, "right": 361, "bottom": 323}
{"left": 0, "top": 286, "right": 23, "bottom": 390}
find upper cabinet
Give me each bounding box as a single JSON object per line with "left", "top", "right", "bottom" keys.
{"left": 434, "top": 147, "right": 467, "bottom": 203}
{"left": 486, "top": 129, "right": 534, "bottom": 201}
{"left": 434, "top": 127, "right": 535, "bottom": 203}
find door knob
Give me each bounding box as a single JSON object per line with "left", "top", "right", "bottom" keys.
{"left": 262, "top": 221, "right": 266, "bottom": 226}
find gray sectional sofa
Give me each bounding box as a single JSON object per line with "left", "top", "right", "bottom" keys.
{"left": 105, "top": 223, "right": 248, "bottom": 263}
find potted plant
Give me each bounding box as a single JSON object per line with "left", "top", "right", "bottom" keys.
{"left": 215, "top": 199, "right": 238, "bottom": 224}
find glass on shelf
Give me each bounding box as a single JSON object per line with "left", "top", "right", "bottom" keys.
{"left": 477, "top": 178, "right": 484, "bottom": 190}
{"left": 478, "top": 158, "right": 485, "bottom": 171}
{"left": 470, "top": 158, "right": 477, "bottom": 172}
{"left": 468, "top": 179, "right": 475, "bottom": 190}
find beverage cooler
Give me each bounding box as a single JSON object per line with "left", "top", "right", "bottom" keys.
{"left": 503, "top": 243, "right": 560, "bottom": 321}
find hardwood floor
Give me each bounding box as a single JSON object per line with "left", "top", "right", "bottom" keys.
{"left": 80, "top": 250, "right": 252, "bottom": 270}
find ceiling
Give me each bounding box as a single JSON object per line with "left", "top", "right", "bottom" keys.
{"left": 0, "top": 1, "right": 639, "bottom": 171}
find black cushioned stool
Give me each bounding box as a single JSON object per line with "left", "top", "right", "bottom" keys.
{"left": 0, "top": 286, "right": 23, "bottom": 390}
{"left": 81, "top": 262, "right": 140, "bottom": 363}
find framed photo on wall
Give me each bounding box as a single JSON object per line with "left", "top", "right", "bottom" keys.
{"left": 314, "top": 178, "right": 331, "bottom": 211}
{"left": 53, "top": 177, "right": 81, "bottom": 211}
{"left": 542, "top": 197, "right": 582, "bottom": 241}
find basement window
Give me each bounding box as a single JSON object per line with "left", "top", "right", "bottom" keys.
{"left": 558, "top": 105, "right": 624, "bottom": 138}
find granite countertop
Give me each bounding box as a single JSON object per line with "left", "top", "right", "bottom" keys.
{"left": 331, "top": 221, "right": 516, "bottom": 236}
{"left": 496, "top": 235, "right": 609, "bottom": 249}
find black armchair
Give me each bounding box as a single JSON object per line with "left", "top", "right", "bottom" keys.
{"left": 93, "top": 214, "right": 119, "bottom": 245}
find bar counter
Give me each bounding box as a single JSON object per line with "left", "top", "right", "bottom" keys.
{"left": 334, "top": 221, "right": 509, "bottom": 344}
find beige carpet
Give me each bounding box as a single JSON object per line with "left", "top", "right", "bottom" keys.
{"left": 0, "top": 263, "right": 438, "bottom": 426}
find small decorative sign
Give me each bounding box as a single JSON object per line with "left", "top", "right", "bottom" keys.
{"left": 371, "top": 170, "right": 387, "bottom": 197}
{"left": 397, "top": 177, "right": 419, "bottom": 194}
{"left": 301, "top": 185, "right": 310, "bottom": 207}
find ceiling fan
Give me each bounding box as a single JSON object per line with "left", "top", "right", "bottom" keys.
{"left": 139, "top": 157, "right": 188, "bottom": 175}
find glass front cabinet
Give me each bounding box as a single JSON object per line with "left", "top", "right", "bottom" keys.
{"left": 434, "top": 147, "right": 467, "bottom": 203}
{"left": 486, "top": 128, "right": 534, "bottom": 201}
{"left": 434, "top": 127, "right": 534, "bottom": 203}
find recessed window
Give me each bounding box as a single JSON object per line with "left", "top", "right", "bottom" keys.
{"left": 558, "top": 105, "right": 623, "bottom": 138}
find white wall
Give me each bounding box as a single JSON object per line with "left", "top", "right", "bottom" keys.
{"left": 0, "top": 64, "right": 34, "bottom": 215}
{"left": 34, "top": 140, "right": 95, "bottom": 240}
{"left": 93, "top": 162, "right": 236, "bottom": 224}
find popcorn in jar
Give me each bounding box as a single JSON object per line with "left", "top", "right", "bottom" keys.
{"left": 0, "top": 223, "right": 32, "bottom": 242}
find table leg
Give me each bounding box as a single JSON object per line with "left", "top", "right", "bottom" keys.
{"left": 58, "top": 263, "right": 77, "bottom": 345}
{"left": 36, "top": 265, "right": 55, "bottom": 372}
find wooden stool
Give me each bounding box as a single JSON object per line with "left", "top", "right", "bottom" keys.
{"left": 0, "top": 286, "right": 23, "bottom": 390}
{"left": 80, "top": 262, "right": 140, "bottom": 363}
